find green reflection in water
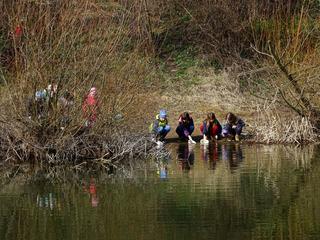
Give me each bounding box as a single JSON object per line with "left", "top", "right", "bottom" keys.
{"left": 0, "top": 144, "right": 320, "bottom": 240}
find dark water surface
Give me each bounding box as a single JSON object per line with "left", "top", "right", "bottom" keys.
{"left": 1, "top": 143, "right": 320, "bottom": 240}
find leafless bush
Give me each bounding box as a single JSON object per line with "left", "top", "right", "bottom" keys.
{"left": 251, "top": 104, "right": 318, "bottom": 144}
{"left": 0, "top": 120, "right": 167, "bottom": 179}
{"left": 1, "top": 0, "right": 158, "bottom": 125}
{"left": 0, "top": 0, "right": 165, "bottom": 178}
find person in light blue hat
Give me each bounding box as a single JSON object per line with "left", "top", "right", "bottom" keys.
{"left": 27, "top": 89, "right": 47, "bottom": 119}
{"left": 149, "top": 109, "right": 171, "bottom": 141}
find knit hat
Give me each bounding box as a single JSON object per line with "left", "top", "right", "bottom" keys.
{"left": 89, "top": 87, "right": 97, "bottom": 96}
{"left": 159, "top": 109, "right": 167, "bottom": 118}
{"left": 35, "top": 90, "right": 46, "bottom": 100}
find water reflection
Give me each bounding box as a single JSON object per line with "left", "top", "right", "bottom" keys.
{"left": 0, "top": 145, "right": 320, "bottom": 240}
{"left": 176, "top": 144, "right": 195, "bottom": 172}
{"left": 83, "top": 178, "right": 99, "bottom": 207}
{"left": 221, "top": 143, "right": 243, "bottom": 171}
{"left": 168, "top": 142, "right": 245, "bottom": 176}
{"left": 199, "top": 142, "right": 243, "bottom": 171}
{"left": 37, "top": 193, "right": 56, "bottom": 210}
{"left": 157, "top": 161, "right": 168, "bottom": 179}
{"left": 200, "top": 142, "right": 220, "bottom": 170}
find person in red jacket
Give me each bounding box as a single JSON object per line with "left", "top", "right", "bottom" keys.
{"left": 14, "top": 25, "right": 23, "bottom": 38}
{"left": 200, "top": 112, "right": 222, "bottom": 141}
{"left": 82, "top": 87, "right": 99, "bottom": 127}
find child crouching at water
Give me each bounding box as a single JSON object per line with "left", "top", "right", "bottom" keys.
{"left": 222, "top": 112, "right": 245, "bottom": 141}
{"left": 150, "top": 109, "right": 171, "bottom": 142}
{"left": 176, "top": 112, "right": 196, "bottom": 144}
{"left": 200, "top": 112, "right": 222, "bottom": 143}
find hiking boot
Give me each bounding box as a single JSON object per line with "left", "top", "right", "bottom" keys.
{"left": 235, "top": 134, "right": 240, "bottom": 142}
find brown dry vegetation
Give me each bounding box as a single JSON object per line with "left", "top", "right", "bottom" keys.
{"left": 0, "top": 0, "right": 161, "bottom": 170}
{"left": 0, "top": 0, "right": 319, "bottom": 170}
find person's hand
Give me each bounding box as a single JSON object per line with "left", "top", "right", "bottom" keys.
{"left": 156, "top": 141, "right": 164, "bottom": 149}
{"left": 188, "top": 135, "right": 196, "bottom": 144}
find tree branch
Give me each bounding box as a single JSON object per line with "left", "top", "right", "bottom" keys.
{"left": 267, "top": 42, "right": 313, "bottom": 112}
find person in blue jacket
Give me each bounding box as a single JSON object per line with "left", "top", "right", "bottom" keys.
{"left": 150, "top": 109, "right": 171, "bottom": 141}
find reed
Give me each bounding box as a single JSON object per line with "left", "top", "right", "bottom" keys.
{"left": 251, "top": 105, "right": 318, "bottom": 144}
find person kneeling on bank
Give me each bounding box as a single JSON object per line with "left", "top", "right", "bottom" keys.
{"left": 200, "top": 112, "right": 222, "bottom": 143}
{"left": 150, "top": 109, "right": 171, "bottom": 142}
{"left": 176, "top": 112, "right": 196, "bottom": 144}
{"left": 221, "top": 112, "right": 245, "bottom": 141}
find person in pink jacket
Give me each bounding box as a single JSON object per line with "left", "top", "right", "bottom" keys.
{"left": 82, "top": 87, "right": 99, "bottom": 127}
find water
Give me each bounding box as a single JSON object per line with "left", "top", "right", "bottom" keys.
{"left": 1, "top": 143, "right": 320, "bottom": 240}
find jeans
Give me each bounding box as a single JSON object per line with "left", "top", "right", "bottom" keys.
{"left": 157, "top": 125, "right": 171, "bottom": 140}
{"left": 222, "top": 123, "right": 243, "bottom": 137}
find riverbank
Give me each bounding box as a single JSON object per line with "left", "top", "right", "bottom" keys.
{"left": 153, "top": 67, "right": 319, "bottom": 144}
{"left": 0, "top": 122, "right": 167, "bottom": 180}
{"left": 0, "top": 65, "right": 318, "bottom": 178}
{"left": 0, "top": 0, "right": 319, "bottom": 175}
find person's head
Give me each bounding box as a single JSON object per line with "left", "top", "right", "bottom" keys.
{"left": 206, "top": 112, "right": 216, "bottom": 123}
{"left": 181, "top": 112, "right": 190, "bottom": 119}
{"left": 159, "top": 109, "right": 167, "bottom": 120}
{"left": 62, "top": 91, "right": 74, "bottom": 105}
{"left": 63, "top": 91, "right": 74, "bottom": 102}
{"left": 226, "top": 112, "right": 237, "bottom": 124}
{"left": 47, "top": 84, "right": 58, "bottom": 93}
{"left": 181, "top": 112, "right": 190, "bottom": 123}
{"left": 35, "top": 90, "right": 45, "bottom": 101}
{"left": 89, "top": 87, "right": 97, "bottom": 96}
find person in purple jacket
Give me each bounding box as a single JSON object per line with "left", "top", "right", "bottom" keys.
{"left": 176, "top": 112, "right": 196, "bottom": 144}
{"left": 221, "top": 112, "right": 245, "bottom": 141}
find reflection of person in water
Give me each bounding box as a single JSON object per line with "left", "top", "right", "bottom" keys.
{"left": 221, "top": 144, "right": 243, "bottom": 171}
{"left": 157, "top": 161, "right": 168, "bottom": 179}
{"left": 200, "top": 144, "right": 209, "bottom": 162}
{"left": 37, "top": 193, "right": 56, "bottom": 210}
{"left": 200, "top": 143, "right": 220, "bottom": 170}
{"left": 83, "top": 178, "right": 99, "bottom": 207}
{"left": 177, "top": 143, "right": 195, "bottom": 171}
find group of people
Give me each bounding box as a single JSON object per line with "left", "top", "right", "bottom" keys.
{"left": 27, "top": 84, "right": 99, "bottom": 129}
{"left": 150, "top": 110, "right": 245, "bottom": 143}
{"left": 27, "top": 85, "right": 245, "bottom": 142}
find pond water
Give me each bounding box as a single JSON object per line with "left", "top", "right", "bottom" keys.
{"left": 1, "top": 143, "right": 320, "bottom": 240}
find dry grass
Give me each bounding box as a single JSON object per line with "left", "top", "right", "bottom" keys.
{"left": 1, "top": 0, "right": 159, "bottom": 123}
{"left": 251, "top": 104, "right": 319, "bottom": 144}
{"left": 0, "top": 0, "right": 163, "bottom": 174}
{"left": 156, "top": 64, "right": 319, "bottom": 144}
{"left": 158, "top": 67, "right": 254, "bottom": 127}
{"left": 0, "top": 0, "right": 319, "bottom": 175}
